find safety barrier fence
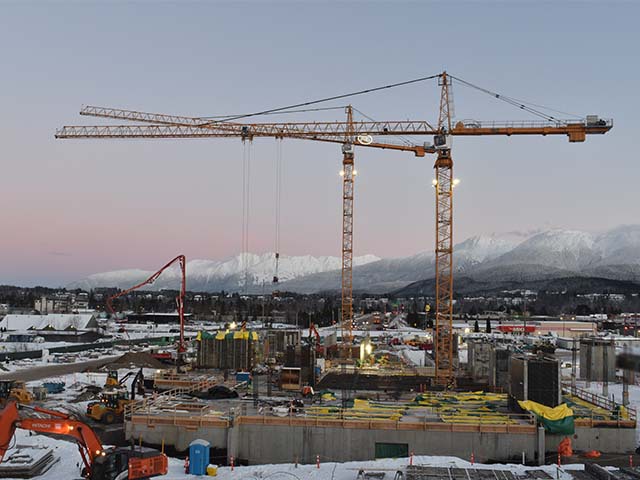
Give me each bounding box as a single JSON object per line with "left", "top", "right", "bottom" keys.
{"left": 129, "top": 402, "right": 536, "bottom": 433}
{"left": 124, "top": 378, "right": 217, "bottom": 421}
{"left": 562, "top": 382, "right": 637, "bottom": 426}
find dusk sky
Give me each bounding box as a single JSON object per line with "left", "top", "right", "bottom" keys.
{"left": 1, "top": 1, "right": 638, "bottom": 287}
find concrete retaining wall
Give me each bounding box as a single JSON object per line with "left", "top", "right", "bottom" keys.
{"left": 126, "top": 417, "right": 636, "bottom": 465}
{"left": 228, "top": 424, "right": 537, "bottom": 465}
{"left": 126, "top": 422, "right": 228, "bottom": 452}
{"left": 546, "top": 426, "right": 636, "bottom": 454}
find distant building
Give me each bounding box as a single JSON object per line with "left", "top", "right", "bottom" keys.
{"left": 0, "top": 313, "right": 98, "bottom": 331}
{"left": 125, "top": 312, "right": 193, "bottom": 325}
{"left": 34, "top": 292, "right": 89, "bottom": 314}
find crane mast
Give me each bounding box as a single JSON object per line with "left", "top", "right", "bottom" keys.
{"left": 434, "top": 72, "right": 455, "bottom": 386}
{"left": 341, "top": 106, "right": 356, "bottom": 355}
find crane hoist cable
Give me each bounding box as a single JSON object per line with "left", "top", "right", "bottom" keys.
{"left": 241, "top": 140, "right": 253, "bottom": 292}
{"left": 273, "top": 138, "right": 283, "bottom": 284}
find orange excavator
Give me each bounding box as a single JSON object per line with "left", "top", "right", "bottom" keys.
{"left": 0, "top": 401, "right": 168, "bottom": 479}
{"left": 309, "top": 322, "right": 323, "bottom": 356}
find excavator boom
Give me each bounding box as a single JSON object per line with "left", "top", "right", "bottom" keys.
{"left": 107, "top": 254, "right": 187, "bottom": 355}
{"left": 0, "top": 401, "right": 104, "bottom": 474}
{"left": 0, "top": 401, "right": 167, "bottom": 479}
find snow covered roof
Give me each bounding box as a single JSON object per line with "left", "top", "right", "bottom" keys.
{"left": 0, "top": 314, "right": 97, "bottom": 331}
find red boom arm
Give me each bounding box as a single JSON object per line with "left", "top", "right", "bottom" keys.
{"left": 0, "top": 401, "right": 105, "bottom": 476}
{"left": 106, "top": 254, "right": 187, "bottom": 354}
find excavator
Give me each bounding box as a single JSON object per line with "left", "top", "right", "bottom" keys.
{"left": 0, "top": 401, "right": 167, "bottom": 479}
{"left": 309, "top": 322, "right": 323, "bottom": 356}
{"left": 301, "top": 323, "right": 323, "bottom": 398}
{"left": 0, "top": 381, "right": 33, "bottom": 406}
{"left": 88, "top": 369, "right": 145, "bottom": 424}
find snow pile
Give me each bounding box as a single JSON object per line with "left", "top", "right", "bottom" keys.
{"left": 0, "top": 437, "right": 585, "bottom": 480}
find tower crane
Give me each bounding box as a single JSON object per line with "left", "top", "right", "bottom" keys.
{"left": 106, "top": 254, "right": 187, "bottom": 360}
{"left": 55, "top": 72, "right": 612, "bottom": 377}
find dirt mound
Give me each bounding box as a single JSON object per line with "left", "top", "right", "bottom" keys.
{"left": 71, "top": 386, "right": 101, "bottom": 403}
{"left": 108, "top": 352, "right": 166, "bottom": 370}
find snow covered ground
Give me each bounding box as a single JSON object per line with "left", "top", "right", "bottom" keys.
{"left": 0, "top": 341, "right": 84, "bottom": 353}
{"left": 0, "top": 431, "right": 588, "bottom": 480}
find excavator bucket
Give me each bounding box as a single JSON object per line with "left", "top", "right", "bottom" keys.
{"left": 0, "top": 401, "right": 19, "bottom": 461}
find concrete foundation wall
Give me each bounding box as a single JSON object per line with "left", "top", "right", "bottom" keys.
{"left": 127, "top": 419, "right": 636, "bottom": 465}
{"left": 126, "top": 423, "right": 228, "bottom": 452}
{"left": 546, "top": 426, "right": 636, "bottom": 454}
{"left": 229, "top": 424, "right": 537, "bottom": 465}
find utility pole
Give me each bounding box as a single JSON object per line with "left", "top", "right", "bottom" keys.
{"left": 571, "top": 338, "right": 577, "bottom": 391}
{"left": 602, "top": 339, "right": 609, "bottom": 398}
{"left": 623, "top": 345, "right": 630, "bottom": 406}
{"left": 586, "top": 338, "right": 592, "bottom": 389}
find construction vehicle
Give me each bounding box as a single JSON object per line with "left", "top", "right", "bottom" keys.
{"left": 0, "top": 401, "right": 168, "bottom": 479}
{"left": 56, "top": 72, "right": 612, "bottom": 383}
{"left": 0, "top": 381, "right": 33, "bottom": 405}
{"left": 87, "top": 369, "right": 144, "bottom": 424}
{"left": 104, "top": 371, "right": 119, "bottom": 388}
{"left": 309, "top": 322, "right": 323, "bottom": 356}
{"left": 105, "top": 255, "right": 187, "bottom": 364}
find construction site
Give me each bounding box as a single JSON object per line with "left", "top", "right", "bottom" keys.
{"left": 2, "top": 4, "right": 640, "bottom": 476}
{"left": 0, "top": 68, "right": 636, "bottom": 479}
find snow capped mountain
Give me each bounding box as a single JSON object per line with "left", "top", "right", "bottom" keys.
{"left": 454, "top": 231, "right": 534, "bottom": 270}
{"left": 69, "top": 253, "right": 381, "bottom": 292}
{"left": 70, "top": 225, "right": 640, "bottom": 293}
{"left": 479, "top": 229, "right": 601, "bottom": 272}
{"left": 594, "top": 225, "right": 640, "bottom": 265}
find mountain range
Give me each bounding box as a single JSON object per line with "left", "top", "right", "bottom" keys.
{"left": 69, "top": 225, "right": 640, "bottom": 294}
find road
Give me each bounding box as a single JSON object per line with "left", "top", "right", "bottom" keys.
{"left": 0, "top": 356, "right": 120, "bottom": 382}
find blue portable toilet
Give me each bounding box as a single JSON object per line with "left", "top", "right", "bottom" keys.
{"left": 189, "top": 439, "right": 211, "bottom": 476}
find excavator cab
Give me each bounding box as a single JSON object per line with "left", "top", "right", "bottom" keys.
{"left": 105, "top": 371, "right": 119, "bottom": 388}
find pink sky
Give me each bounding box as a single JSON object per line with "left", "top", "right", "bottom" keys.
{"left": 1, "top": 3, "right": 637, "bottom": 286}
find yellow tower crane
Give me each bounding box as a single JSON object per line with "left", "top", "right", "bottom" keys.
{"left": 56, "top": 72, "right": 612, "bottom": 376}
